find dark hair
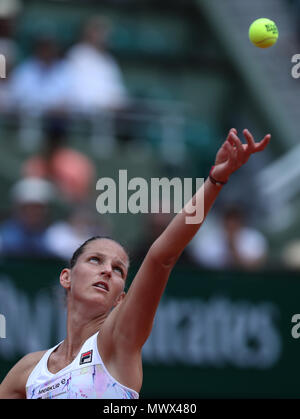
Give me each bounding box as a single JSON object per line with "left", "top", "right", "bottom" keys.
{"left": 69, "top": 236, "right": 129, "bottom": 269}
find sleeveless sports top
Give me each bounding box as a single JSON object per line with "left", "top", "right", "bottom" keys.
{"left": 25, "top": 332, "right": 139, "bottom": 399}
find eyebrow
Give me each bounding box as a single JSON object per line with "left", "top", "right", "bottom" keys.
{"left": 86, "top": 252, "right": 128, "bottom": 269}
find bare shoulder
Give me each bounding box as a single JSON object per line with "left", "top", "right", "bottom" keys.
{"left": 0, "top": 350, "right": 46, "bottom": 399}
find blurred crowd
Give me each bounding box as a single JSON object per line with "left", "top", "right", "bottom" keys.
{"left": 0, "top": 5, "right": 128, "bottom": 116}
{"left": 0, "top": 0, "right": 299, "bottom": 273}
{"left": 0, "top": 1, "right": 128, "bottom": 262}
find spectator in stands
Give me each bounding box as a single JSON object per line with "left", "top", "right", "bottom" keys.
{"left": 9, "top": 34, "right": 70, "bottom": 114}
{"left": 281, "top": 239, "right": 300, "bottom": 270}
{"left": 0, "top": 177, "right": 57, "bottom": 258}
{"left": 65, "top": 16, "right": 135, "bottom": 153}
{"left": 0, "top": 0, "right": 21, "bottom": 64}
{"left": 188, "top": 204, "right": 268, "bottom": 270}
{"left": 0, "top": 37, "right": 17, "bottom": 112}
{"left": 45, "top": 207, "right": 111, "bottom": 262}
{"left": 22, "top": 113, "right": 96, "bottom": 203}
{"left": 132, "top": 210, "right": 190, "bottom": 265}
{"left": 66, "top": 15, "right": 128, "bottom": 113}
{"left": 0, "top": 0, "right": 21, "bottom": 111}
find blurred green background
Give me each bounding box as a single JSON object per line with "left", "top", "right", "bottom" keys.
{"left": 1, "top": 0, "right": 300, "bottom": 398}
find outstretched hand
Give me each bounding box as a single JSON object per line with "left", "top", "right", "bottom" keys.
{"left": 211, "top": 128, "right": 271, "bottom": 183}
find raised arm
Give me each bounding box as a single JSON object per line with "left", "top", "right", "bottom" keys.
{"left": 110, "top": 128, "right": 270, "bottom": 351}
{"left": 150, "top": 128, "right": 270, "bottom": 263}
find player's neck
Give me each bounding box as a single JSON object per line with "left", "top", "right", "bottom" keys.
{"left": 63, "top": 308, "right": 106, "bottom": 359}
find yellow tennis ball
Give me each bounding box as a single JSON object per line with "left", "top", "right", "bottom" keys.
{"left": 249, "top": 18, "right": 279, "bottom": 48}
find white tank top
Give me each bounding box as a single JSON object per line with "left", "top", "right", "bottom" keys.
{"left": 26, "top": 332, "right": 139, "bottom": 399}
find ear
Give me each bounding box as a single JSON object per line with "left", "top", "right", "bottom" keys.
{"left": 60, "top": 268, "right": 71, "bottom": 291}
{"left": 113, "top": 291, "right": 126, "bottom": 308}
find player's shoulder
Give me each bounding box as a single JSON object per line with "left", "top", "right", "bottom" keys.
{"left": 20, "top": 350, "right": 48, "bottom": 372}
{"left": 0, "top": 350, "right": 47, "bottom": 399}
{"left": 11, "top": 350, "right": 47, "bottom": 383}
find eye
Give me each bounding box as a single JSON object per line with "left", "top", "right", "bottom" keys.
{"left": 89, "top": 256, "right": 100, "bottom": 264}
{"left": 113, "top": 266, "right": 124, "bottom": 276}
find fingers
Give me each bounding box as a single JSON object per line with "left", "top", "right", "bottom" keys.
{"left": 226, "top": 130, "right": 247, "bottom": 165}
{"left": 254, "top": 134, "right": 271, "bottom": 152}
{"left": 243, "top": 129, "right": 255, "bottom": 153}
{"left": 226, "top": 128, "right": 238, "bottom": 145}
{"left": 224, "top": 137, "right": 238, "bottom": 165}
{"left": 216, "top": 128, "right": 271, "bottom": 179}
{"left": 222, "top": 141, "right": 238, "bottom": 174}
{"left": 242, "top": 129, "right": 271, "bottom": 153}
{"left": 223, "top": 141, "right": 233, "bottom": 155}
{"left": 229, "top": 132, "right": 245, "bottom": 161}
{"left": 222, "top": 128, "right": 270, "bottom": 162}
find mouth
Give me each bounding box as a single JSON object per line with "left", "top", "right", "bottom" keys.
{"left": 93, "top": 281, "right": 109, "bottom": 292}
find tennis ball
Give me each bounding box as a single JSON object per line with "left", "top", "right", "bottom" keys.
{"left": 249, "top": 18, "right": 278, "bottom": 48}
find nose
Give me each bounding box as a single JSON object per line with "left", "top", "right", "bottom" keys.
{"left": 100, "top": 263, "right": 112, "bottom": 277}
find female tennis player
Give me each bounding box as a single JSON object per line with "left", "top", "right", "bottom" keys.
{"left": 0, "top": 128, "right": 270, "bottom": 399}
